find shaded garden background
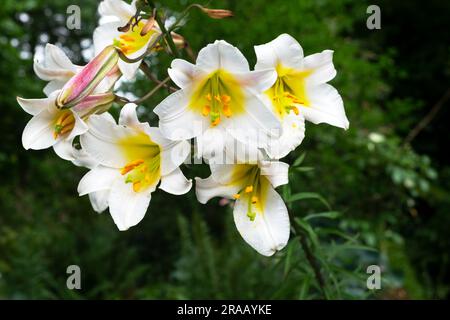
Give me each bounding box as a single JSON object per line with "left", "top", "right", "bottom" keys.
{"left": 0, "top": 0, "right": 449, "bottom": 299}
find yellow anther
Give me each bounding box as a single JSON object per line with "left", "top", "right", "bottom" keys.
{"left": 59, "top": 125, "right": 74, "bottom": 135}
{"left": 221, "top": 94, "right": 231, "bottom": 104}
{"left": 233, "top": 193, "right": 241, "bottom": 199}
{"left": 55, "top": 112, "right": 71, "bottom": 125}
{"left": 211, "top": 117, "right": 221, "bottom": 126}
{"left": 251, "top": 196, "right": 258, "bottom": 204}
{"left": 54, "top": 111, "right": 75, "bottom": 139}
{"left": 119, "top": 34, "right": 135, "bottom": 42}
{"left": 245, "top": 185, "right": 253, "bottom": 193}
{"left": 214, "top": 94, "right": 221, "bottom": 102}
{"left": 132, "top": 181, "right": 142, "bottom": 192}
{"left": 121, "top": 159, "right": 145, "bottom": 175}
{"left": 222, "top": 104, "right": 232, "bottom": 117}
{"left": 291, "top": 106, "right": 299, "bottom": 115}
{"left": 202, "top": 105, "right": 211, "bottom": 116}
{"left": 205, "top": 93, "right": 212, "bottom": 101}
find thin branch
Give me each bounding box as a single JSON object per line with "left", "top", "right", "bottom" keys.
{"left": 139, "top": 61, "right": 177, "bottom": 92}
{"left": 133, "top": 76, "right": 171, "bottom": 104}
{"left": 403, "top": 88, "right": 450, "bottom": 145}
{"left": 114, "top": 76, "right": 171, "bottom": 106}
{"left": 155, "top": 11, "right": 179, "bottom": 57}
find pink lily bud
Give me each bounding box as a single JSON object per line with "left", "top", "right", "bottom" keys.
{"left": 56, "top": 45, "right": 119, "bottom": 109}
{"left": 73, "top": 92, "right": 116, "bottom": 116}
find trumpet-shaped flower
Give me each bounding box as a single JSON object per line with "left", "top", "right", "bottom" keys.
{"left": 196, "top": 160, "right": 290, "bottom": 256}
{"left": 17, "top": 90, "right": 115, "bottom": 160}
{"left": 254, "top": 34, "right": 349, "bottom": 158}
{"left": 154, "top": 40, "right": 282, "bottom": 158}
{"left": 78, "top": 103, "right": 192, "bottom": 231}
{"left": 93, "top": 0, "right": 162, "bottom": 79}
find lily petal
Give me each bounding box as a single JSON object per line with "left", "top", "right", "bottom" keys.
{"left": 227, "top": 90, "right": 281, "bottom": 148}
{"left": 33, "top": 44, "right": 78, "bottom": 81}
{"left": 78, "top": 166, "right": 120, "bottom": 196}
{"left": 108, "top": 178, "right": 153, "bottom": 231}
{"left": 168, "top": 59, "right": 196, "bottom": 89}
{"left": 301, "top": 83, "right": 349, "bottom": 129}
{"left": 22, "top": 109, "right": 58, "bottom": 150}
{"left": 265, "top": 112, "right": 305, "bottom": 159}
{"left": 195, "top": 175, "right": 241, "bottom": 204}
{"left": 254, "top": 33, "right": 304, "bottom": 70}
{"left": 234, "top": 69, "right": 277, "bottom": 93}
{"left": 233, "top": 180, "right": 290, "bottom": 256}
{"left": 89, "top": 190, "right": 110, "bottom": 213}
{"left": 98, "top": 0, "right": 135, "bottom": 24}
{"left": 196, "top": 40, "right": 250, "bottom": 74}
{"left": 259, "top": 161, "right": 289, "bottom": 188}
{"left": 17, "top": 96, "right": 54, "bottom": 116}
{"left": 159, "top": 167, "right": 192, "bottom": 195}
{"left": 304, "top": 50, "right": 336, "bottom": 85}
{"left": 154, "top": 89, "right": 207, "bottom": 140}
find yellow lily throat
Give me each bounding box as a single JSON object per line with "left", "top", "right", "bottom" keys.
{"left": 266, "top": 64, "right": 312, "bottom": 119}
{"left": 232, "top": 165, "right": 266, "bottom": 221}
{"left": 113, "top": 20, "right": 158, "bottom": 55}
{"left": 190, "top": 69, "right": 245, "bottom": 126}
{"left": 119, "top": 133, "right": 161, "bottom": 193}
{"left": 53, "top": 111, "right": 75, "bottom": 139}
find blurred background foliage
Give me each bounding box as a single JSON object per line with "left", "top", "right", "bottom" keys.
{"left": 0, "top": 0, "right": 449, "bottom": 299}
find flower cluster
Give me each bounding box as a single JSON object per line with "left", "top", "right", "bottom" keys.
{"left": 17, "top": 0, "right": 348, "bottom": 256}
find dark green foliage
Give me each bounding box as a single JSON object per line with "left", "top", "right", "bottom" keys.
{"left": 0, "top": 0, "right": 449, "bottom": 299}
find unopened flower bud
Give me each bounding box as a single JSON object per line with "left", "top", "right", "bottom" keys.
{"left": 57, "top": 45, "right": 119, "bottom": 109}
{"left": 200, "top": 7, "right": 233, "bottom": 19}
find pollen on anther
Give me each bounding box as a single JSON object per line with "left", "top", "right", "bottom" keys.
{"left": 245, "top": 185, "right": 253, "bottom": 193}
{"left": 221, "top": 95, "right": 231, "bottom": 104}
{"left": 211, "top": 117, "right": 221, "bottom": 126}
{"left": 132, "top": 181, "right": 141, "bottom": 192}
{"left": 202, "top": 105, "right": 211, "bottom": 116}
{"left": 223, "top": 105, "right": 232, "bottom": 117}
{"left": 233, "top": 193, "right": 241, "bottom": 199}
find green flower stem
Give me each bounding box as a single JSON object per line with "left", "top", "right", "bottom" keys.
{"left": 154, "top": 12, "right": 179, "bottom": 58}
{"left": 289, "top": 210, "right": 328, "bottom": 299}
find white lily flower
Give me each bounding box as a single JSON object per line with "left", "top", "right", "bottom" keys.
{"left": 154, "top": 40, "right": 282, "bottom": 159}
{"left": 254, "top": 33, "right": 349, "bottom": 158}
{"left": 196, "top": 160, "right": 290, "bottom": 256}
{"left": 78, "top": 103, "right": 192, "bottom": 231}
{"left": 94, "top": 0, "right": 162, "bottom": 79}
{"left": 34, "top": 44, "right": 120, "bottom": 97}
{"left": 17, "top": 91, "right": 115, "bottom": 159}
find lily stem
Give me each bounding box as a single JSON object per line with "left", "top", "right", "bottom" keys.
{"left": 289, "top": 210, "right": 327, "bottom": 299}
{"left": 154, "top": 11, "right": 179, "bottom": 57}
{"left": 139, "top": 61, "right": 177, "bottom": 92}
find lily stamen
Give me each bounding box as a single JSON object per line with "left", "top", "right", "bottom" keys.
{"left": 121, "top": 159, "right": 145, "bottom": 175}
{"left": 202, "top": 105, "right": 211, "bottom": 116}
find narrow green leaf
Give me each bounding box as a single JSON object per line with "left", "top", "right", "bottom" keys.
{"left": 304, "top": 211, "right": 341, "bottom": 221}
{"left": 287, "top": 192, "right": 331, "bottom": 210}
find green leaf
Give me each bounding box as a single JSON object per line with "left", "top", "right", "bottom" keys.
{"left": 287, "top": 192, "right": 331, "bottom": 210}
{"left": 292, "top": 152, "right": 306, "bottom": 167}
{"left": 304, "top": 211, "right": 341, "bottom": 221}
